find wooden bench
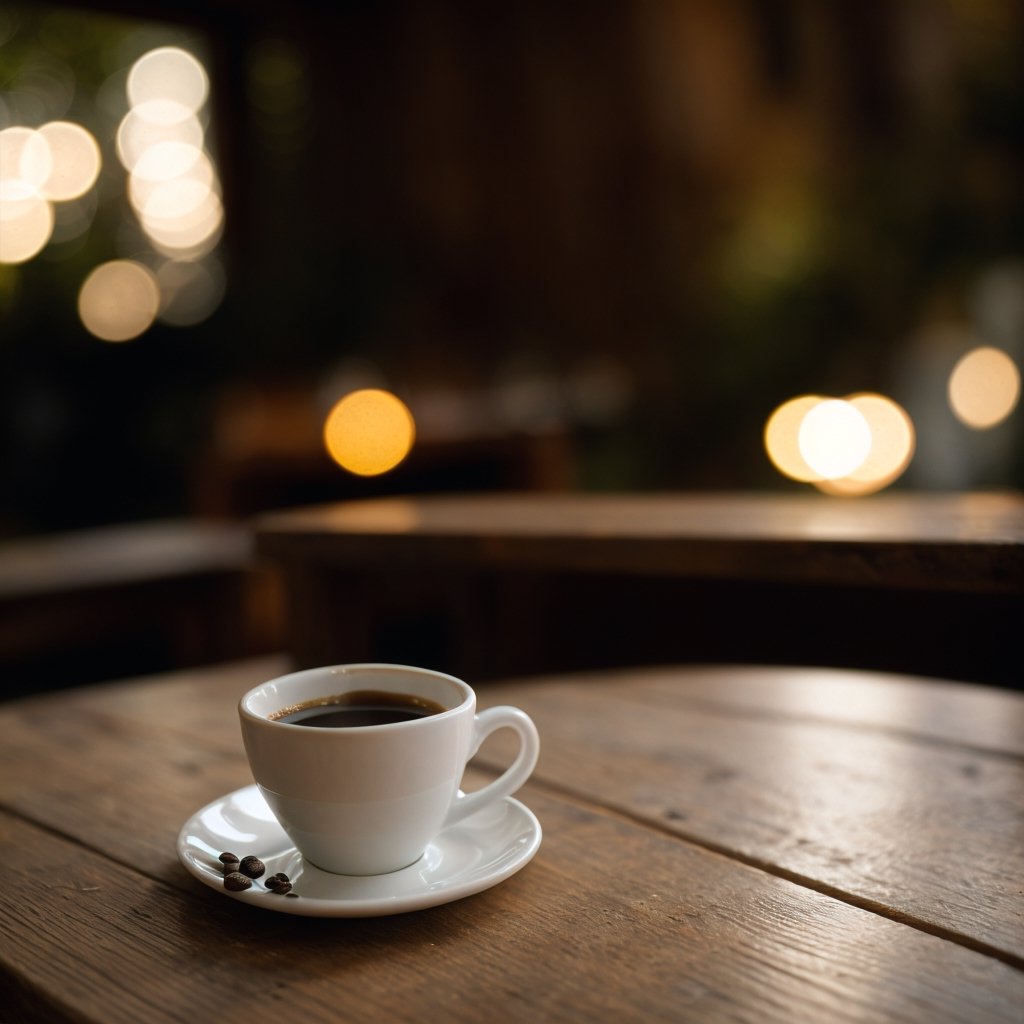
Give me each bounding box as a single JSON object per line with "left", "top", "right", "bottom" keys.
{"left": 0, "top": 519, "right": 280, "bottom": 698}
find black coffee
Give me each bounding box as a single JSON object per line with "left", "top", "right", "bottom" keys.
{"left": 269, "top": 690, "right": 446, "bottom": 728}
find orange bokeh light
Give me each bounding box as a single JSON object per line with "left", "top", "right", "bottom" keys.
{"left": 323, "top": 389, "right": 416, "bottom": 476}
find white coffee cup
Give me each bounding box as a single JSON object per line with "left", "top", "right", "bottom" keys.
{"left": 239, "top": 663, "right": 540, "bottom": 875}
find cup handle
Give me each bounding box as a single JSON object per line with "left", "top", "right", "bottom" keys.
{"left": 444, "top": 706, "right": 540, "bottom": 827}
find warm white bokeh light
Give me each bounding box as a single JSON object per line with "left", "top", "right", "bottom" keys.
{"left": 0, "top": 126, "right": 52, "bottom": 199}
{"left": 36, "top": 121, "right": 101, "bottom": 201}
{"left": 0, "top": 47, "right": 223, "bottom": 313}
{"left": 764, "top": 395, "right": 826, "bottom": 482}
{"left": 141, "top": 176, "right": 214, "bottom": 223}
{"left": 128, "top": 150, "right": 216, "bottom": 213}
{"left": 127, "top": 47, "right": 209, "bottom": 113}
{"left": 0, "top": 193, "right": 54, "bottom": 262}
{"left": 117, "top": 48, "right": 224, "bottom": 269}
{"left": 131, "top": 97, "right": 197, "bottom": 127}
{"left": 798, "top": 399, "right": 872, "bottom": 480}
{"left": 948, "top": 346, "right": 1021, "bottom": 429}
{"left": 141, "top": 191, "right": 224, "bottom": 255}
{"left": 323, "top": 389, "right": 416, "bottom": 476}
{"left": 78, "top": 260, "right": 160, "bottom": 342}
{"left": 116, "top": 105, "right": 203, "bottom": 172}
{"left": 816, "top": 394, "right": 916, "bottom": 496}
{"left": 130, "top": 139, "right": 203, "bottom": 183}
{"left": 121, "top": 101, "right": 222, "bottom": 253}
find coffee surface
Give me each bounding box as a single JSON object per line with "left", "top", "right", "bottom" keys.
{"left": 269, "top": 690, "right": 447, "bottom": 728}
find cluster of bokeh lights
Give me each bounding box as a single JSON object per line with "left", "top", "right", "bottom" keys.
{"left": 118, "top": 47, "right": 222, "bottom": 262}
{"left": 766, "top": 393, "right": 915, "bottom": 496}
{"left": 330, "top": 351, "right": 1021, "bottom": 486}
{"left": 0, "top": 121, "right": 101, "bottom": 262}
{"left": 5, "top": 33, "right": 1021, "bottom": 493}
{"left": 766, "top": 344, "right": 1020, "bottom": 495}
{"left": 1, "top": 44, "right": 223, "bottom": 342}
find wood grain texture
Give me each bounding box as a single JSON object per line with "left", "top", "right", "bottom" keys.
{"left": 4, "top": 793, "right": 1023, "bottom": 1024}
{"left": 497, "top": 664, "right": 1024, "bottom": 757}
{"left": 0, "top": 659, "right": 282, "bottom": 878}
{"left": 474, "top": 668, "right": 1024, "bottom": 964}
{"left": 255, "top": 492, "right": 1024, "bottom": 592}
{"left": 2, "top": 659, "right": 1023, "bottom": 1022}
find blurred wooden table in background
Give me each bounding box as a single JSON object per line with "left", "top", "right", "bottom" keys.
{"left": 256, "top": 491, "right": 1024, "bottom": 687}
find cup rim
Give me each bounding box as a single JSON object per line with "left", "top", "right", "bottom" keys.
{"left": 239, "top": 662, "right": 473, "bottom": 731}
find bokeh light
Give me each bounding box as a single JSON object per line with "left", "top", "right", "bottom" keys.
{"left": 0, "top": 42, "right": 225, "bottom": 319}
{"left": 764, "top": 395, "right": 827, "bottom": 482}
{"left": 139, "top": 176, "right": 213, "bottom": 226}
{"left": 798, "top": 399, "right": 872, "bottom": 480}
{"left": 36, "top": 121, "right": 101, "bottom": 201}
{"left": 117, "top": 45, "right": 225, "bottom": 270}
{"left": 130, "top": 139, "right": 203, "bottom": 183}
{"left": 77, "top": 260, "right": 160, "bottom": 342}
{"left": 767, "top": 392, "right": 916, "bottom": 494}
{"left": 0, "top": 192, "right": 54, "bottom": 263}
{"left": 323, "top": 389, "right": 416, "bottom": 476}
{"left": 815, "top": 394, "right": 916, "bottom": 496}
{"left": 0, "top": 126, "right": 52, "bottom": 199}
{"left": 116, "top": 104, "right": 203, "bottom": 173}
{"left": 127, "top": 46, "right": 209, "bottom": 114}
{"left": 128, "top": 150, "right": 216, "bottom": 215}
{"left": 141, "top": 191, "right": 224, "bottom": 256}
{"left": 948, "top": 346, "right": 1021, "bottom": 429}
{"left": 0, "top": 122, "right": 103, "bottom": 262}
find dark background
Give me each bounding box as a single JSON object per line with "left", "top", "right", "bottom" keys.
{"left": 2, "top": 0, "right": 1023, "bottom": 537}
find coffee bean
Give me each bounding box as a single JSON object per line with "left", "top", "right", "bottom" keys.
{"left": 216, "top": 852, "right": 295, "bottom": 896}
{"left": 239, "top": 856, "right": 265, "bottom": 879}
{"left": 218, "top": 852, "right": 241, "bottom": 874}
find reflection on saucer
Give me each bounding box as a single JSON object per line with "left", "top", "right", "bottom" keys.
{"left": 177, "top": 784, "right": 541, "bottom": 917}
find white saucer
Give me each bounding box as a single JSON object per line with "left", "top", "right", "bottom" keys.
{"left": 177, "top": 784, "right": 542, "bottom": 917}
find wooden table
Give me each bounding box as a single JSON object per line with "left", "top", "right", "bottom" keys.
{"left": 2, "top": 657, "right": 1022, "bottom": 1022}
{"left": 0, "top": 519, "right": 277, "bottom": 698}
{"left": 255, "top": 491, "right": 1024, "bottom": 685}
